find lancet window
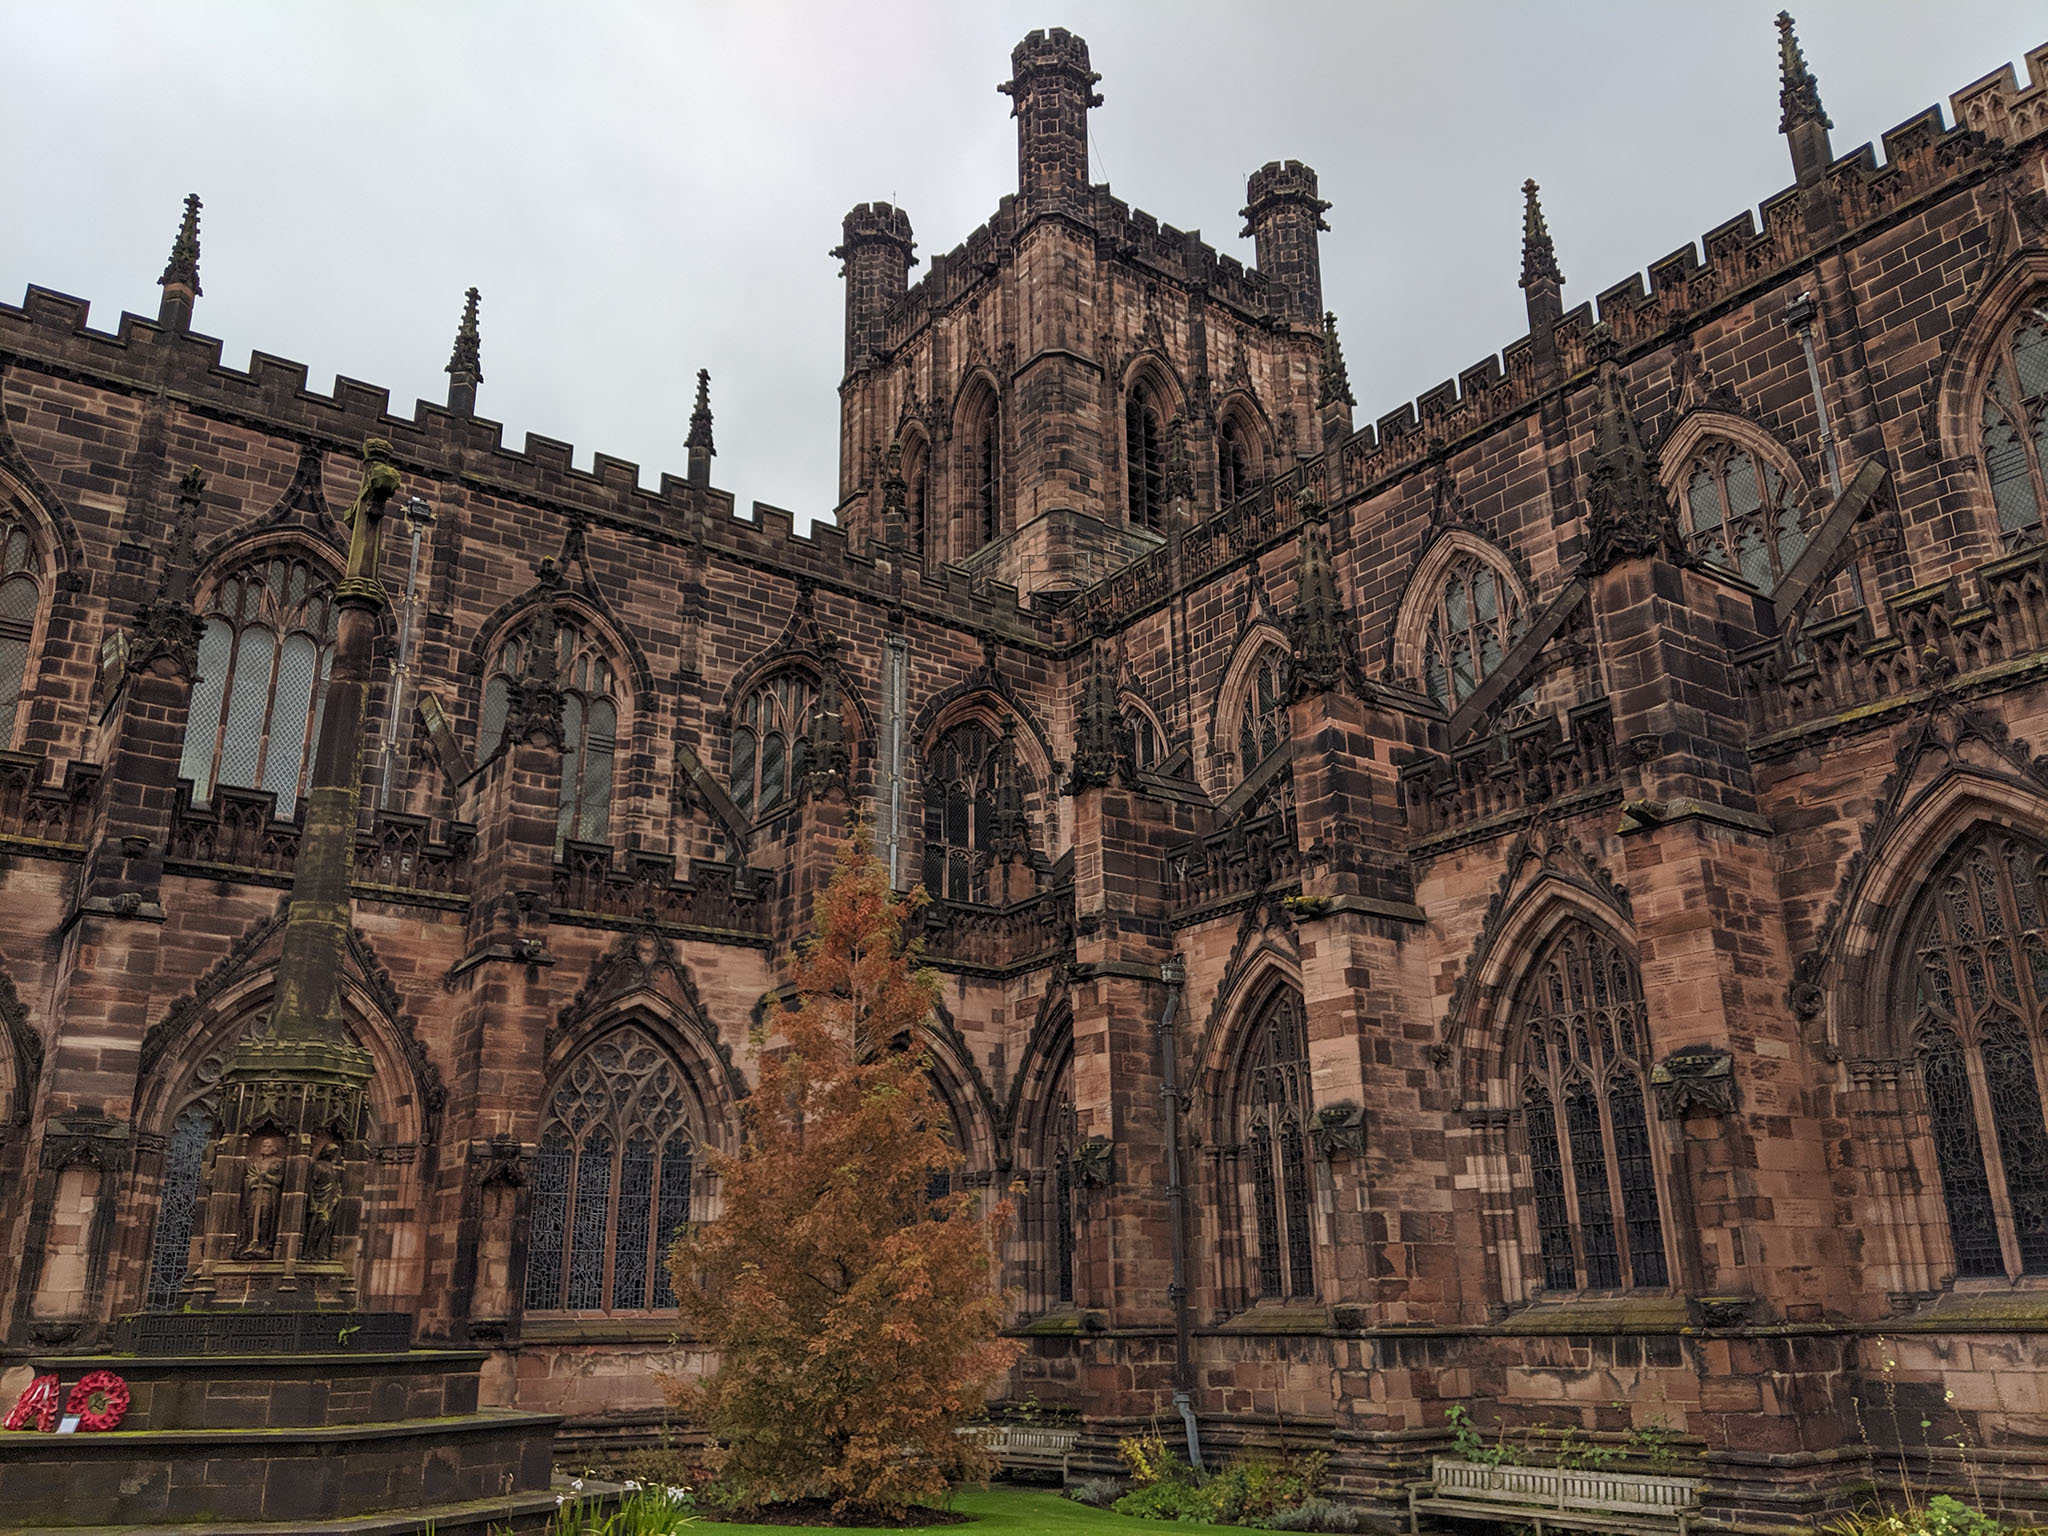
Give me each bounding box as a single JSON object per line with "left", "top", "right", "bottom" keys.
{"left": 144, "top": 1103, "right": 216, "bottom": 1310}
{"left": 524, "top": 1026, "right": 698, "bottom": 1314}
{"left": 964, "top": 392, "right": 1001, "bottom": 552}
{"left": 1982, "top": 314, "right": 2048, "bottom": 541}
{"left": 1238, "top": 987, "right": 1316, "bottom": 1301}
{"left": 1421, "top": 554, "right": 1526, "bottom": 710}
{"left": 1514, "top": 920, "right": 1667, "bottom": 1293}
{"left": 729, "top": 673, "right": 819, "bottom": 821}
{"left": 0, "top": 518, "right": 42, "bottom": 745}
{"left": 179, "top": 554, "right": 336, "bottom": 806}
{"left": 903, "top": 438, "right": 930, "bottom": 561}
{"left": 1236, "top": 649, "right": 1289, "bottom": 778}
{"left": 480, "top": 617, "right": 619, "bottom": 850}
{"left": 1902, "top": 828, "right": 2048, "bottom": 1280}
{"left": 1678, "top": 442, "right": 1810, "bottom": 592}
{"left": 1125, "top": 707, "right": 1162, "bottom": 774}
{"left": 1127, "top": 385, "right": 1168, "bottom": 531}
{"left": 1218, "top": 417, "right": 1254, "bottom": 508}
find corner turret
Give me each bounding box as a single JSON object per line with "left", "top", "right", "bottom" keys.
{"left": 1000, "top": 28, "right": 1101, "bottom": 216}
{"left": 1241, "top": 161, "right": 1329, "bottom": 327}
{"left": 832, "top": 202, "right": 916, "bottom": 376}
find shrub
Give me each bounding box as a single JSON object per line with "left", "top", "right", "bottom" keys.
{"left": 1824, "top": 1496, "right": 2041, "bottom": 1536}
{"left": 1263, "top": 1497, "right": 1362, "bottom": 1533}
{"left": 1062, "top": 1478, "right": 1123, "bottom": 1508}
{"left": 1113, "top": 1478, "right": 1224, "bottom": 1523}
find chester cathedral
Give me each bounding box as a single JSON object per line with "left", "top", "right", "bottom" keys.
{"left": 2, "top": 16, "right": 2048, "bottom": 1530}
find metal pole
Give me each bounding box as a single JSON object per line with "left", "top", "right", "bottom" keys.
{"left": 883, "top": 633, "right": 907, "bottom": 886}
{"left": 1155, "top": 954, "right": 1200, "bottom": 1470}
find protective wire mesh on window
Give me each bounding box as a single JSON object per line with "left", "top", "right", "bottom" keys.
{"left": 524, "top": 1025, "right": 697, "bottom": 1312}
{"left": 1679, "top": 443, "right": 1810, "bottom": 592}
{"left": 1236, "top": 651, "right": 1289, "bottom": 779}
{"left": 729, "top": 674, "right": 819, "bottom": 820}
{"left": 921, "top": 721, "right": 1023, "bottom": 904}
{"left": 178, "top": 555, "right": 336, "bottom": 805}
{"left": 1514, "top": 920, "right": 1667, "bottom": 1292}
{"left": 0, "top": 522, "right": 41, "bottom": 745}
{"left": 1905, "top": 828, "right": 2048, "bottom": 1279}
{"left": 1422, "top": 554, "right": 1527, "bottom": 709}
{"left": 1241, "top": 988, "right": 1315, "bottom": 1301}
{"left": 477, "top": 617, "right": 619, "bottom": 850}
{"left": 1127, "top": 389, "right": 1166, "bottom": 530}
{"left": 144, "top": 1104, "right": 215, "bottom": 1310}
{"left": 1983, "top": 315, "right": 2048, "bottom": 540}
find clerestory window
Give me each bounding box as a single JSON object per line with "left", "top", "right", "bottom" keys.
{"left": 1983, "top": 313, "right": 2048, "bottom": 543}
{"left": 1678, "top": 443, "right": 1810, "bottom": 593}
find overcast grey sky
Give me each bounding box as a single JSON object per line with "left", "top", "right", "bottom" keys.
{"left": 5, "top": 2, "right": 2043, "bottom": 527}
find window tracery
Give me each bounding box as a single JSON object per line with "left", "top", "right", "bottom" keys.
{"left": 1238, "top": 988, "right": 1315, "bottom": 1302}
{"left": 524, "top": 1025, "right": 698, "bottom": 1313}
{"left": 729, "top": 674, "right": 820, "bottom": 821}
{"left": 1421, "top": 554, "right": 1526, "bottom": 710}
{"left": 1514, "top": 921, "right": 1667, "bottom": 1292}
{"left": 179, "top": 554, "right": 336, "bottom": 806}
{"left": 144, "top": 1103, "right": 215, "bottom": 1310}
{"left": 0, "top": 520, "right": 42, "bottom": 746}
{"left": 920, "top": 720, "right": 1027, "bottom": 904}
{"left": 1218, "top": 417, "right": 1254, "bottom": 507}
{"left": 1982, "top": 314, "right": 2048, "bottom": 541}
{"left": 1236, "top": 650, "right": 1289, "bottom": 780}
{"left": 1124, "top": 706, "right": 1161, "bottom": 773}
{"left": 1677, "top": 442, "right": 1809, "bottom": 592}
{"left": 480, "top": 617, "right": 620, "bottom": 850}
{"left": 1127, "top": 386, "right": 1167, "bottom": 531}
{"left": 903, "top": 438, "right": 930, "bottom": 561}
{"left": 964, "top": 392, "right": 1001, "bottom": 552}
{"left": 1903, "top": 828, "right": 2048, "bottom": 1280}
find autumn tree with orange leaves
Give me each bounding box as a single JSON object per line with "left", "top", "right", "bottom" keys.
{"left": 665, "top": 830, "right": 1019, "bottom": 1517}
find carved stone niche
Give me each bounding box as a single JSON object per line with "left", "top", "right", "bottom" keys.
{"left": 1069, "top": 1135, "right": 1114, "bottom": 1189}
{"left": 1651, "top": 1044, "right": 1738, "bottom": 1120}
{"left": 1310, "top": 1101, "right": 1366, "bottom": 1159}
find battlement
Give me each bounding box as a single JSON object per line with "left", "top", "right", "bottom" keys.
{"left": 0, "top": 287, "right": 1053, "bottom": 646}
{"left": 1242, "top": 160, "right": 1327, "bottom": 221}
{"left": 1007, "top": 27, "right": 1096, "bottom": 81}
{"left": 834, "top": 201, "right": 916, "bottom": 257}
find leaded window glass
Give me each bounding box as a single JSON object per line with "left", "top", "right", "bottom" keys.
{"left": 1904, "top": 828, "right": 2048, "bottom": 1280}
{"left": 1125, "top": 709, "right": 1161, "bottom": 773}
{"left": 1240, "top": 988, "right": 1316, "bottom": 1301}
{"left": 904, "top": 439, "right": 930, "bottom": 560}
{"left": 1981, "top": 314, "right": 2048, "bottom": 540}
{"left": 921, "top": 721, "right": 1027, "bottom": 904}
{"left": 1219, "top": 418, "right": 1254, "bottom": 507}
{"left": 0, "top": 521, "right": 42, "bottom": 746}
{"left": 1513, "top": 921, "right": 1668, "bottom": 1292}
{"left": 729, "top": 674, "right": 820, "bottom": 821}
{"left": 1236, "top": 651, "right": 1289, "bottom": 779}
{"left": 967, "top": 394, "right": 1001, "bottom": 551}
{"left": 1421, "top": 554, "right": 1527, "bottom": 709}
{"left": 524, "top": 1026, "right": 700, "bottom": 1313}
{"left": 1127, "top": 389, "right": 1166, "bottom": 531}
{"left": 144, "top": 1104, "right": 214, "bottom": 1310}
{"left": 179, "top": 554, "right": 336, "bottom": 805}
{"left": 478, "top": 617, "right": 620, "bottom": 851}
{"left": 1679, "top": 443, "right": 1810, "bottom": 592}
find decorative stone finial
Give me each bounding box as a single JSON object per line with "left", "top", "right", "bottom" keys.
{"left": 1317, "top": 312, "right": 1355, "bottom": 409}
{"left": 1776, "top": 12, "right": 1831, "bottom": 134}
{"left": 1584, "top": 326, "right": 1680, "bottom": 571}
{"left": 686, "top": 369, "right": 715, "bottom": 457}
{"left": 156, "top": 193, "right": 203, "bottom": 332}
{"left": 1068, "top": 638, "right": 1123, "bottom": 791}
{"left": 1289, "top": 507, "right": 1351, "bottom": 697}
{"left": 1520, "top": 180, "right": 1563, "bottom": 289}
{"left": 445, "top": 288, "right": 482, "bottom": 415}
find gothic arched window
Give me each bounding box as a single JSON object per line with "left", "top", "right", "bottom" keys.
{"left": 144, "top": 1103, "right": 216, "bottom": 1310}
{"left": 1982, "top": 315, "right": 2048, "bottom": 541}
{"left": 903, "top": 438, "right": 930, "bottom": 561}
{"left": 729, "top": 673, "right": 819, "bottom": 821}
{"left": 0, "top": 517, "right": 44, "bottom": 746}
{"left": 524, "top": 1026, "right": 699, "bottom": 1314}
{"left": 1421, "top": 554, "right": 1526, "bottom": 710}
{"left": 179, "top": 553, "right": 337, "bottom": 806}
{"left": 1127, "top": 385, "right": 1167, "bottom": 531}
{"left": 1125, "top": 707, "right": 1161, "bottom": 773}
{"left": 1236, "top": 649, "right": 1289, "bottom": 779}
{"left": 480, "top": 616, "right": 620, "bottom": 851}
{"left": 1678, "top": 443, "right": 1810, "bottom": 592}
{"left": 1514, "top": 921, "right": 1667, "bottom": 1293}
{"left": 1218, "top": 417, "right": 1254, "bottom": 508}
{"left": 1902, "top": 828, "right": 2048, "bottom": 1280}
{"left": 963, "top": 391, "right": 1001, "bottom": 553}
{"left": 921, "top": 720, "right": 1020, "bottom": 904}
{"left": 1238, "top": 987, "right": 1316, "bottom": 1302}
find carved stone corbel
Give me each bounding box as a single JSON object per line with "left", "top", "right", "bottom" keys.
{"left": 1309, "top": 1101, "right": 1366, "bottom": 1159}
{"left": 1652, "top": 1044, "right": 1738, "bottom": 1120}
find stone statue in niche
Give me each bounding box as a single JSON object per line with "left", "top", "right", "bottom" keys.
{"left": 236, "top": 1135, "right": 286, "bottom": 1259}
{"left": 302, "top": 1143, "right": 344, "bottom": 1262}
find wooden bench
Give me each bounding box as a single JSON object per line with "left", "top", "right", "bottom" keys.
{"left": 1409, "top": 1456, "right": 1701, "bottom": 1536}
{"left": 959, "top": 1422, "right": 1078, "bottom": 1477}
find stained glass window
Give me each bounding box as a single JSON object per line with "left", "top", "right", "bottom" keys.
{"left": 1679, "top": 443, "right": 1811, "bottom": 592}
{"left": 1513, "top": 921, "right": 1668, "bottom": 1292}
{"left": 1421, "top": 553, "right": 1527, "bottom": 709}
{"left": 1904, "top": 829, "right": 2048, "bottom": 1279}
{"left": 1240, "top": 988, "right": 1315, "bottom": 1302}
{"left": 179, "top": 554, "right": 336, "bottom": 805}
{"left": 0, "top": 521, "right": 42, "bottom": 747}
{"left": 144, "top": 1104, "right": 214, "bottom": 1310}
{"left": 730, "top": 674, "right": 820, "bottom": 821}
{"left": 1236, "top": 650, "right": 1289, "bottom": 780}
{"left": 1981, "top": 315, "right": 2048, "bottom": 539}
{"left": 524, "top": 1026, "right": 699, "bottom": 1313}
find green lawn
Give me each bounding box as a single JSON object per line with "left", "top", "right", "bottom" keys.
{"left": 696, "top": 1485, "right": 1244, "bottom": 1534}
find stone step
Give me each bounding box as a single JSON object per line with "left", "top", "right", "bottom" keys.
{"left": 0, "top": 1409, "right": 561, "bottom": 1528}
{"left": 27, "top": 1351, "right": 487, "bottom": 1432}
{"left": 33, "top": 1486, "right": 570, "bottom": 1536}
